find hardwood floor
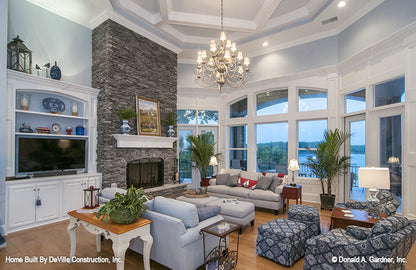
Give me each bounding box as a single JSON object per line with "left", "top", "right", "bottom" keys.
{"left": 1, "top": 202, "right": 415, "bottom": 270}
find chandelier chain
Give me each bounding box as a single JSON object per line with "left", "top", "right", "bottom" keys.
{"left": 221, "top": 0, "right": 223, "bottom": 31}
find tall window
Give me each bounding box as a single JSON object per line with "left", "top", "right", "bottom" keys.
{"left": 230, "top": 98, "right": 247, "bottom": 118}
{"left": 256, "top": 89, "right": 288, "bottom": 116}
{"left": 298, "top": 119, "right": 328, "bottom": 177}
{"left": 374, "top": 76, "right": 405, "bottom": 107}
{"left": 177, "top": 110, "right": 219, "bottom": 183}
{"left": 256, "top": 122, "right": 288, "bottom": 173}
{"left": 298, "top": 89, "right": 327, "bottom": 112}
{"left": 229, "top": 125, "right": 247, "bottom": 170}
{"left": 345, "top": 88, "right": 366, "bottom": 113}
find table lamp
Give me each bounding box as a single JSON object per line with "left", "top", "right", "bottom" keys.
{"left": 287, "top": 159, "right": 300, "bottom": 186}
{"left": 358, "top": 167, "right": 390, "bottom": 218}
{"left": 209, "top": 156, "right": 218, "bottom": 176}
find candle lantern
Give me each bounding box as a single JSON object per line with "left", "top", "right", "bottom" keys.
{"left": 84, "top": 186, "right": 100, "bottom": 209}
{"left": 7, "top": 35, "right": 32, "bottom": 74}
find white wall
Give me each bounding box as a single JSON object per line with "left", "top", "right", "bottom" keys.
{"left": 8, "top": 0, "right": 92, "bottom": 86}
{"left": 0, "top": 0, "right": 8, "bottom": 232}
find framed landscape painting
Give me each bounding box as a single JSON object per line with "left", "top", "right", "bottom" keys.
{"left": 136, "top": 96, "right": 161, "bottom": 136}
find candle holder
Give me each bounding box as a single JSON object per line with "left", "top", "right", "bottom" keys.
{"left": 19, "top": 93, "right": 31, "bottom": 110}
{"left": 71, "top": 102, "right": 78, "bottom": 116}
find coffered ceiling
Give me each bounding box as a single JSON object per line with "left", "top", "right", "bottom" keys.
{"left": 26, "top": 0, "right": 384, "bottom": 60}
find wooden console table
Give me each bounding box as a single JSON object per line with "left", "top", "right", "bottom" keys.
{"left": 67, "top": 210, "right": 153, "bottom": 270}
{"left": 331, "top": 207, "right": 388, "bottom": 229}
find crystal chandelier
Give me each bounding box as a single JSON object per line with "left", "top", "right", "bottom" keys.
{"left": 195, "top": 0, "right": 250, "bottom": 90}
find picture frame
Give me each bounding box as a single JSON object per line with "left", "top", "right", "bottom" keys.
{"left": 136, "top": 96, "right": 161, "bottom": 136}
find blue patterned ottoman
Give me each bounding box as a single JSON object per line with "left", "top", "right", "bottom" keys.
{"left": 256, "top": 218, "right": 309, "bottom": 266}
{"left": 288, "top": 204, "right": 321, "bottom": 237}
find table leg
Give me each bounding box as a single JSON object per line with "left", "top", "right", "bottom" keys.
{"left": 139, "top": 232, "right": 153, "bottom": 270}
{"left": 96, "top": 234, "right": 101, "bottom": 252}
{"left": 67, "top": 217, "right": 78, "bottom": 262}
{"left": 112, "top": 236, "right": 130, "bottom": 270}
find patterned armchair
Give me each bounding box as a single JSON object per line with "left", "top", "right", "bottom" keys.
{"left": 336, "top": 190, "right": 400, "bottom": 216}
{"left": 304, "top": 215, "right": 416, "bottom": 270}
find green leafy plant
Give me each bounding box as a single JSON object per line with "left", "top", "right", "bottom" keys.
{"left": 116, "top": 106, "right": 137, "bottom": 120}
{"left": 186, "top": 133, "right": 221, "bottom": 178}
{"left": 96, "top": 185, "right": 148, "bottom": 224}
{"left": 163, "top": 112, "right": 177, "bottom": 126}
{"left": 304, "top": 128, "right": 350, "bottom": 196}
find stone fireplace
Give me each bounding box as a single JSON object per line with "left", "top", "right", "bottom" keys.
{"left": 127, "top": 157, "right": 164, "bottom": 188}
{"left": 92, "top": 19, "right": 178, "bottom": 189}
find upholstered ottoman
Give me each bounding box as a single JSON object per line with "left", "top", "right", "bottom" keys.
{"left": 206, "top": 199, "right": 255, "bottom": 232}
{"left": 176, "top": 196, "right": 219, "bottom": 208}
{"left": 288, "top": 204, "right": 321, "bottom": 237}
{"left": 256, "top": 218, "right": 309, "bottom": 266}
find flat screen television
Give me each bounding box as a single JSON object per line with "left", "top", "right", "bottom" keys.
{"left": 16, "top": 137, "right": 87, "bottom": 175}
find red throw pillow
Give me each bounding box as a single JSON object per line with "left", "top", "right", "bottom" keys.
{"left": 262, "top": 172, "right": 266, "bottom": 176}
{"left": 238, "top": 176, "right": 249, "bottom": 187}
{"left": 278, "top": 173, "right": 285, "bottom": 178}
{"left": 243, "top": 179, "right": 258, "bottom": 189}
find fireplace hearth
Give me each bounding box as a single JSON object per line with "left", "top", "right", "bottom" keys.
{"left": 127, "top": 157, "right": 164, "bottom": 188}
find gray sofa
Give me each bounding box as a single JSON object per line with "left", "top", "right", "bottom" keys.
{"left": 207, "top": 169, "right": 287, "bottom": 213}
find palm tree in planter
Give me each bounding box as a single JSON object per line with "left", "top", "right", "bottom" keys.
{"left": 187, "top": 133, "right": 221, "bottom": 188}
{"left": 304, "top": 128, "right": 350, "bottom": 210}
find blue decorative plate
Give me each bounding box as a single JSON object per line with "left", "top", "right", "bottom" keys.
{"left": 42, "top": 98, "right": 65, "bottom": 113}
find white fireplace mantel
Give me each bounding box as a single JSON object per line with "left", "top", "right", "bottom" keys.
{"left": 113, "top": 134, "right": 177, "bottom": 148}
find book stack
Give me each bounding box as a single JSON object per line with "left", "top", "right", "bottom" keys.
{"left": 36, "top": 127, "right": 51, "bottom": 134}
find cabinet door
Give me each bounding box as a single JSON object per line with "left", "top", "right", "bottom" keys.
{"left": 62, "top": 179, "right": 84, "bottom": 215}
{"left": 36, "top": 182, "right": 60, "bottom": 222}
{"left": 8, "top": 184, "right": 36, "bottom": 228}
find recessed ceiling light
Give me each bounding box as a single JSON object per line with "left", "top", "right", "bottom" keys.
{"left": 337, "top": 1, "right": 346, "bottom": 8}
{"left": 262, "top": 42, "right": 268, "bottom": 47}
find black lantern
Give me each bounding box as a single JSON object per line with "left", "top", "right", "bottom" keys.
{"left": 7, "top": 35, "right": 32, "bottom": 74}
{"left": 84, "top": 186, "right": 100, "bottom": 209}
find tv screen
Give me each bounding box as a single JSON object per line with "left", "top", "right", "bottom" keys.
{"left": 17, "top": 137, "right": 86, "bottom": 174}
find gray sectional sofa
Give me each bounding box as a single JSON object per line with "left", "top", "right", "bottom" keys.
{"left": 207, "top": 169, "right": 287, "bottom": 213}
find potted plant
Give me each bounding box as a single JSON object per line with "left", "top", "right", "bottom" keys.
{"left": 116, "top": 106, "right": 137, "bottom": 135}
{"left": 187, "top": 133, "right": 221, "bottom": 188}
{"left": 303, "top": 128, "right": 350, "bottom": 210}
{"left": 96, "top": 185, "right": 148, "bottom": 224}
{"left": 163, "top": 112, "right": 177, "bottom": 137}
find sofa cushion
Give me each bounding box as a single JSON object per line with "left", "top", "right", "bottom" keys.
{"left": 255, "top": 176, "right": 273, "bottom": 190}
{"left": 240, "top": 171, "right": 261, "bottom": 180}
{"left": 249, "top": 189, "right": 281, "bottom": 202}
{"left": 346, "top": 225, "right": 371, "bottom": 240}
{"left": 228, "top": 187, "right": 250, "bottom": 198}
{"left": 100, "top": 187, "right": 126, "bottom": 199}
{"left": 197, "top": 206, "right": 221, "bottom": 222}
{"left": 216, "top": 173, "right": 230, "bottom": 185}
{"left": 153, "top": 196, "right": 199, "bottom": 228}
{"left": 227, "top": 174, "right": 239, "bottom": 187}
{"left": 207, "top": 185, "right": 232, "bottom": 194}
{"left": 268, "top": 177, "right": 283, "bottom": 192}
{"left": 371, "top": 215, "right": 409, "bottom": 237}
{"left": 220, "top": 168, "right": 241, "bottom": 176}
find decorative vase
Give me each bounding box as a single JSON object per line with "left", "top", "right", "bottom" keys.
{"left": 320, "top": 194, "right": 336, "bottom": 210}
{"left": 167, "top": 125, "right": 175, "bottom": 137}
{"left": 110, "top": 209, "right": 141, "bottom": 224}
{"left": 121, "top": 120, "right": 131, "bottom": 135}
{"left": 50, "top": 61, "right": 61, "bottom": 80}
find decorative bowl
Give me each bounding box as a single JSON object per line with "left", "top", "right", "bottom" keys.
{"left": 42, "top": 97, "right": 65, "bottom": 113}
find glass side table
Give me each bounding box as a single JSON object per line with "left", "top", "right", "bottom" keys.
{"left": 200, "top": 220, "right": 241, "bottom": 270}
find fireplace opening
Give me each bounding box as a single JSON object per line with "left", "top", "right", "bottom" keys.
{"left": 127, "top": 157, "right": 164, "bottom": 188}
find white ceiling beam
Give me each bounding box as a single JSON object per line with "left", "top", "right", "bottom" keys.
{"left": 157, "top": 0, "right": 170, "bottom": 26}
{"left": 254, "top": 0, "right": 282, "bottom": 32}
{"left": 264, "top": 6, "right": 310, "bottom": 31}
{"left": 119, "top": 0, "right": 161, "bottom": 24}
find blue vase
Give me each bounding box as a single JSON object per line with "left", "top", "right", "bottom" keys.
{"left": 121, "top": 120, "right": 131, "bottom": 135}
{"left": 167, "top": 125, "right": 175, "bottom": 137}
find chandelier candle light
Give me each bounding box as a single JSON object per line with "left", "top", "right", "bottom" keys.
{"left": 195, "top": 0, "right": 250, "bottom": 90}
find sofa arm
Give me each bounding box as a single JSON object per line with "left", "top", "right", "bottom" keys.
{"left": 209, "top": 178, "right": 217, "bottom": 186}
{"left": 179, "top": 214, "right": 224, "bottom": 248}
{"left": 274, "top": 184, "right": 285, "bottom": 194}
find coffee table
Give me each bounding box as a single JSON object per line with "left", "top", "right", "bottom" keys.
{"left": 331, "top": 207, "right": 388, "bottom": 229}
{"left": 67, "top": 210, "right": 153, "bottom": 270}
